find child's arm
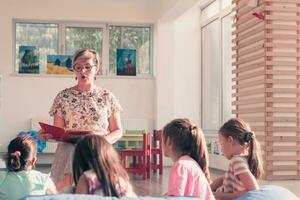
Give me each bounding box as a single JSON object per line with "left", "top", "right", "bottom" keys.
{"left": 213, "top": 172, "right": 259, "bottom": 200}
{"left": 210, "top": 175, "right": 224, "bottom": 191}
{"left": 45, "top": 177, "right": 57, "bottom": 194}
{"left": 75, "top": 175, "right": 89, "bottom": 194}
{"left": 213, "top": 190, "right": 247, "bottom": 200}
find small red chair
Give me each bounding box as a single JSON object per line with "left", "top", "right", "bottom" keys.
{"left": 151, "top": 129, "right": 163, "bottom": 174}
{"left": 120, "top": 132, "right": 151, "bottom": 179}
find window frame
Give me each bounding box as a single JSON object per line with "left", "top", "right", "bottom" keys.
{"left": 12, "top": 19, "right": 153, "bottom": 78}
{"left": 200, "top": 1, "right": 234, "bottom": 134}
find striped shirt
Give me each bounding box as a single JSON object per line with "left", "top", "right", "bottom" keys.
{"left": 217, "top": 155, "right": 249, "bottom": 193}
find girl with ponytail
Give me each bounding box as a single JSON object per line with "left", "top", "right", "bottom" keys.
{"left": 211, "top": 118, "right": 263, "bottom": 200}
{"left": 162, "top": 118, "right": 215, "bottom": 199}
{"left": 0, "top": 135, "right": 56, "bottom": 200}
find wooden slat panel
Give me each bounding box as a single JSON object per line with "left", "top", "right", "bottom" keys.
{"left": 266, "top": 117, "right": 300, "bottom": 122}
{"left": 233, "top": 107, "right": 265, "bottom": 114}
{"left": 266, "top": 127, "right": 300, "bottom": 132}
{"left": 266, "top": 70, "right": 300, "bottom": 75}
{"left": 266, "top": 107, "right": 300, "bottom": 113}
{"left": 233, "top": 70, "right": 265, "bottom": 81}
{"left": 266, "top": 156, "right": 300, "bottom": 161}
{"left": 265, "top": 24, "right": 300, "bottom": 31}
{"left": 266, "top": 175, "right": 300, "bottom": 180}
{"left": 232, "top": 61, "right": 264, "bottom": 73}
{"left": 265, "top": 42, "right": 300, "bottom": 48}
{"left": 266, "top": 97, "right": 300, "bottom": 103}
{"left": 232, "top": 44, "right": 264, "bottom": 58}
{"left": 266, "top": 136, "right": 300, "bottom": 142}
{"left": 265, "top": 15, "right": 300, "bottom": 21}
{"left": 266, "top": 146, "right": 300, "bottom": 151}
{"left": 232, "top": 79, "right": 265, "bottom": 89}
{"left": 266, "top": 88, "right": 300, "bottom": 93}
{"left": 266, "top": 165, "right": 300, "bottom": 171}
{"left": 232, "top": 98, "right": 265, "bottom": 105}
{"left": 232, "top": 88, "right": 265, "bottom": 97}
{"left": 265, "top": 5, "right": 300, "bottom": 13}
{"left": 266, "top": 61, "right": 300, "bottom": 66}
{"left": 266, "top": 52, "right": 300, "bottom": 58}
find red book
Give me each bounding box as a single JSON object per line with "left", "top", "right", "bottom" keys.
{"left": 39, "top": 122, "right": 91, "bottom": 142}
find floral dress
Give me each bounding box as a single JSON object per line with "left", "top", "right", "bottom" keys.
{"left": 49, "top": 86, "right": 122, "bottom": 183}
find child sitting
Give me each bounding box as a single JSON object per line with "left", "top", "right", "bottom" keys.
{"left": 72, "top": 135, "right": 136, "bottom": 197}
{"left": 162, "top": 118, "right": 215, "bottom": 200}
{"left": 0, "top": 135, "right": 56, "bottom": 200}
{"left": 211, "top": 118, "right": 264, "bottom": 200}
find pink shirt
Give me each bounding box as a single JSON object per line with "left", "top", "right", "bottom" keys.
{"left": 167, "top": 155, "right": 215, "bottom": 200}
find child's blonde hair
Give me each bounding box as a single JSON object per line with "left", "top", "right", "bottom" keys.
{"left": 163, "top": 118, "right": 211, "bottom": 182}
{"left": 219, "top": 118, "right": 264, "bottom": 178}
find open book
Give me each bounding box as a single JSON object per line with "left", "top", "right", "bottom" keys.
{"left": 39, "top": 122, "right": 91, "bottom": 142}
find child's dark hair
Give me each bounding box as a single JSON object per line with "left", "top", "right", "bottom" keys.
{"left": 73, "top": 135, "right": 130, "bottom": 197}
{"left": 163, "top": 118, "right": 211, "bottom": 182}
{"left": 219, "top": 118, "right": 264, "bottom": 179}
{"left": 4, "top": 135, "right": 37, "bottom": 171}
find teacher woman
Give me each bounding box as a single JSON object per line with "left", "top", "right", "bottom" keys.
{"left": 47, "top": 48, "right": 123, "bottom": 191}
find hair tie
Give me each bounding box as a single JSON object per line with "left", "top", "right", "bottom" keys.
{"left": 244, "top": 132, "right": 254, "bottom": 142}
{"left": 11, "top": 151, "right": 21, "bottom": 157}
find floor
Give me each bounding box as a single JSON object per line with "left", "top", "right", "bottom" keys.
{"left": 36, "top": 165, "right": 223, "bottom": 196}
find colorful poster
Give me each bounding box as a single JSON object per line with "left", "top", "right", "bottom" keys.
{"left": 47, "top": 55, "right": 73, "bottom": 74}
{"left": 116, "top": 49, "right": 136, "bottom": 76}
{"left": 19, "top": 46, "right": 39, "bottom": 74}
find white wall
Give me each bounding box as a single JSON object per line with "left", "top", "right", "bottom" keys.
{"left": 155, "top": 0, "right": 201, "bottom": 129}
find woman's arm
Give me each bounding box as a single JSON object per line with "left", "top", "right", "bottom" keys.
{"left": 53, "top": 114, "right": 65, "bottom": 128}
{"left": 105, "top": 111, "right": 123, "bottom": 144}
{"left": 75, "top": 175, "right": 89, "bottom": 194}
{"left": 210, "top": 175, "right": 224, "bottom": 191}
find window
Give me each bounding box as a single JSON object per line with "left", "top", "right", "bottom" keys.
{"left": 201, "top": 1, "right": 234, "bottom": 132}
{"left": 14, "top": 20, "right": 152, "bottom": 76}
{"left": 15, "top": 22, "right": 59, "bottom": 73}
{"left": 109, "top": 26, "right": 151, "bottom": 75}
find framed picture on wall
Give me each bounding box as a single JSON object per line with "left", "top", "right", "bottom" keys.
{"left": 19, "top": 45, "right": 39, "bottom": 74}
{"left": 47, "top": 55, "right": 73, "bottom": 75}
{"left": 116, "top": 48, "right": 136, "bottom": 76}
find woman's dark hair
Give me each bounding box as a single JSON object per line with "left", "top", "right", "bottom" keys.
{"left": 162, "top": 118, "right": 211, "bottom": 182}
{"left": 219, "top": 118, "right": 264, "bottom": 178}
{"left": 73, "top": 135, "right": 131, "bottom": 197}
{"left": 4, "top": 135, "right": 37, "bottom": 171}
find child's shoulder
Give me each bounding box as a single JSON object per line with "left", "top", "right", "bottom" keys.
{"left": 231, "top": 155, "right": 247, "bottom": 163}
{"left": 27, "top": 170, "right": 51, "bottom": 183}
{"left": 174, "top": 155, "right": 201, "bottom": 170}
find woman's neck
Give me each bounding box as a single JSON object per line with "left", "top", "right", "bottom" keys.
{"left": 76, "top": 83, "right": 95, "bottom": 92}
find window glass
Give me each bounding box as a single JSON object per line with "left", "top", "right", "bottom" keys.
{"left": 15, "top": 23, "right": 58, "bottom": 73}
{"left": 109, "top": 26, "right": 150, "bottom": 74}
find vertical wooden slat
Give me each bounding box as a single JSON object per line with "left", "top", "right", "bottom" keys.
{"left": 233, "top": 0, "right": 300, "bottom": 180}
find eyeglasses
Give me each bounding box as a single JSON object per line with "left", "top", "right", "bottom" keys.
{"left": 73, "top": 64, "right": 96, "bottom": 72}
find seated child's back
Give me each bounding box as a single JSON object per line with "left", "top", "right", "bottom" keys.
{"left": 0, "top": 135, "right": 56, "bottom": 200}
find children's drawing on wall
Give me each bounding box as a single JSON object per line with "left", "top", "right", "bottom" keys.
{"left": 213, "top": 141, "right": 220, "bottom": 155}
{"left": 19, "top": 46, "right": 39, "bottom": 74}
{"left": 47, "top": 55, "right": 73, "bottom": 74}
{"left": 116, "top": 48, "right": 136, "bottom": 76}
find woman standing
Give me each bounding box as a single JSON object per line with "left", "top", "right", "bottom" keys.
{"left": 43, "top": 48, "right": 122, "bottom": 191}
